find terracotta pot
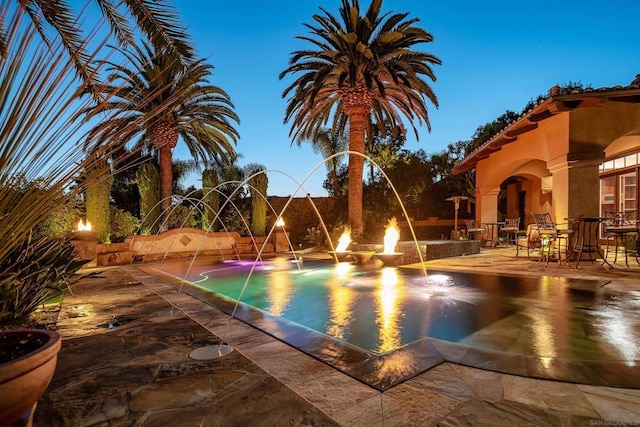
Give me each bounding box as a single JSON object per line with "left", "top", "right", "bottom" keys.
{"left": 0, "top": 329, "right": 61, "bottom": 426}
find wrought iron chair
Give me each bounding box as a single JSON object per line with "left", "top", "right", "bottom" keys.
{"left": 515, "top": 223, "right": 541, "bottom": 258}
{"left": 500, "top": 217, "right": 520, "bottom": 247}
{"left": 602, "top": 211, "right": 639, "bottom": 267}
{"left": 463, "top": 219, "right": 487, "bottom": 242}
{"left": 532, "top": 212, "right": 573, "bottom": 266}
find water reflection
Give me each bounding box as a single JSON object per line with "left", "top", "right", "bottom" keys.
{"left": 376, "top": 267, "right": 403, "bottom": 353}
{"left": 265, "top": 258, "right": 294, "bottom": 316}
{"left": 528, "top": 276, "right": 561, "bottom": 367}
{"left": 594, "top": 293, "right": 640, "bottom": 367}
{"left": 326, "top": 263, "right": 355, "bottom": 340}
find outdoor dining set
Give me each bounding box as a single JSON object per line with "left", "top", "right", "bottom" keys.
{"left": 462, "top": 211, "right": 640, "bottom": 268}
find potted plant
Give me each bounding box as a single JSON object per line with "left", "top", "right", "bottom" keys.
{"left": 0, "top": 329, "right": 62, "bottom": 425}
{"left": 0, "top": 234, "right": 83, "bottom": 426}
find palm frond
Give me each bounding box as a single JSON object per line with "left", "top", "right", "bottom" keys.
{"left": 0, "top": 6, "right": 116, "bottom": 261}
{"left": 121, "top": 0, "right": 195, "bottom": 64}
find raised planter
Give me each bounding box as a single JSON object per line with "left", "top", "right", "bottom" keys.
{"left": 0, "top": 329, "right": 61, "bottom": 426}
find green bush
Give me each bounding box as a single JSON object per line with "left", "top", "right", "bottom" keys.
{"left": 110, "top": 207, "right": 140, "bottom": 242}
{"left": 161, "top": 205, "right": 198, "bottom": 229}
{"left": 248, "top": 171, "right": 268, "bottom": 236}
{"left": 137, "top": 163, "right": 161, "bottom": 234}
{"left": 86, "top": 170, "right": 113, "bottom": 244}
{"left": 34, "top": 200, "right": 83, "bottom": 239}
{"left": 202, "top": 169, "right": 220, "bottom": 231}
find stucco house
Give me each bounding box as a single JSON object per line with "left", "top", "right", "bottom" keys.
{"left": 452, "top": 76, "right": 640, "bottom": 234}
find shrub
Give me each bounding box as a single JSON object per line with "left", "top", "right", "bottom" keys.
{"left": 161, "top": 205, "right": 198, "bottom": 229}
{"left": 110, "top": 207, "right": 140, "bottom": 242}
{"left": 202, "top": 169, "right": 220, "bottom": 231}
{"left": 137, "top": 163, "right": 161, "bottom": 234}
{"left": 86, "top": 167, "right": 113, "bottom": 244}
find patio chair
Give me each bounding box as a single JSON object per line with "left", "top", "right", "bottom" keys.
{"left": 515, "top": 224, "right": 541, "bottom": 258}
{"left": 500, "top": 217, "right": 520, "bottom": 246}
{"left": 602, "top": 211, "right": 639, "bottom": 267}
{"left": 463, "top": 219, "right": 486, "bottom": 242}
{"left": 532, "top": 212, "right": 573, "bottom": 266}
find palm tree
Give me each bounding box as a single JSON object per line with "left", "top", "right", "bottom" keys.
{"left": 85, "top": 41, "right": 240, "bottom": 210}
{"left": 296, "top": 127, "right": 348, "bottom": 196}
{"left": 0, "top": 0, "right": 195, "bottom": 85}
{"left": 280, "top": 0, "right": 440, "bottom": 237}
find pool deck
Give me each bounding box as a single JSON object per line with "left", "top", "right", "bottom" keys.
{"left": 33, "top": 246, "right": 640, "bottom": 426}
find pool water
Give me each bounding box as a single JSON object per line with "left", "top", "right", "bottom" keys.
{"left": 149, "top": 260, "right": 640, "bottom": 366}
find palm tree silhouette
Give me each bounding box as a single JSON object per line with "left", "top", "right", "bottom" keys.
{"left": 85, "top": 41, "right": 239, "bottom": 210}
{"left": 281, "top": 0, "right": 440, "bottom": 237}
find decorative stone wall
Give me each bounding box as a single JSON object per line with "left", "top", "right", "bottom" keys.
{"left": 93, "top": 228, "right": 275, "bottom": 266}
{"left": 126, "top": 228, "right": 237, "bottom": 256}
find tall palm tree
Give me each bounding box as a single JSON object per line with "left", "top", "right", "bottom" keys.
{"left": 85, "top": 41, "right": 240, "bottom": 210}
{"left": 280, "top": 0, "right": 440, "bottom": 237}
{"left": 0, "top": 0, "right": 195, "bottom": 86}
{"left": 296, "top": 127, "right": 348, "bottom": 196}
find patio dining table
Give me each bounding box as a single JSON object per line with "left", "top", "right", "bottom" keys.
{"left": 482, "top": 221, "right": 505, "bottom": 247}
{"left": 566, "top": 217, "right": 613, "bottom": 269}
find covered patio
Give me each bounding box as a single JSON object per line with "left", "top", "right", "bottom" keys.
{"left": 453, "top": 79, "right": 640, "bottom": 234}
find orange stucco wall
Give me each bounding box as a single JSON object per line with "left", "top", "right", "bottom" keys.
{"left": 473, "top": 100, "right": 640, "bottom": 227}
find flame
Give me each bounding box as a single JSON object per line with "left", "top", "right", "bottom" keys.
{"left": 335, "top": 227, "right": 351, "bottom": 252}
{"left": 383, "top": 217, "right": 400, "bottom": 254}
{"left": 77, "top": 220, "right": 92, "bottom": 231}
{"left": 275, "top": 217, "right": 285, "bottom": 227}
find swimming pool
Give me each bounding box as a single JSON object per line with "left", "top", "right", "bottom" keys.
{"left": 143, "top": 257, "right": 640, "bottom": 390}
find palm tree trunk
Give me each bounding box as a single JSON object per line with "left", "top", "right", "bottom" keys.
{"left": 160, "top": 144, "right": 173, "bottom": 210}
{"left": 348, "top": 107, "right": 367, "bottom": 238}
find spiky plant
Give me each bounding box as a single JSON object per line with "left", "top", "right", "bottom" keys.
{"left": 0, "top": 7, "right": 136, "bottom": 326}
{"left": 0, "top": 0, "right": 196, "bottom": 87}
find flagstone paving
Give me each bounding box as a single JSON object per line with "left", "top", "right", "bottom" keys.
{"left": 34, "top": 247, "right": 640, "bottom": 426}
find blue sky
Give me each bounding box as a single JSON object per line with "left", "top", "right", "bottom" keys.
{"left": 176, "top": 0, "right": 640, "bottom": 197}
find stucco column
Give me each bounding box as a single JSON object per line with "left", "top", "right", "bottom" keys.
{"left": 548, "top": 154, "right": 603, "bottom": 261}
{"left": 548, "top": 154, "right": 603, "bottom": 221}
{"left": 476, "top": 187, "right": 500, "bottom": 223}
{"left": 476, "top": 187, "right": 500, "bottom": 243}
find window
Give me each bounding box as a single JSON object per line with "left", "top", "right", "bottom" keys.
{"left": 600, "top": 151, "right": 639, "bottom": 215}
{"left": 619, "top": 172, "right": 636, "bottom": 213}
{"left": 600, "top": 176, "right": 615, "bottom": 216}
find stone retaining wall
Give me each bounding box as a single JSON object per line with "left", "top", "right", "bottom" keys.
{"left": 73, "top": 228, "right": 276, "bottom": 267}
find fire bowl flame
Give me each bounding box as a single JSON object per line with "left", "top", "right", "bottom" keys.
{"left": 375, "top": 252, "right": 404, "bottom": 266}
{"left": 349, "top": 251, "right": 376, "bottom": 264}
{"left": 327, "top": 250, "right": 352, "bottom": 262}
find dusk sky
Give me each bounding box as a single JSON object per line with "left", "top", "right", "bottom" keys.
{"left": 175, "top": 0, "right": 640, "bottom": 197}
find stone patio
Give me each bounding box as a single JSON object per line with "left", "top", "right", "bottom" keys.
{"left": 32, "top": 246, "right": 640, "bottom": 426}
